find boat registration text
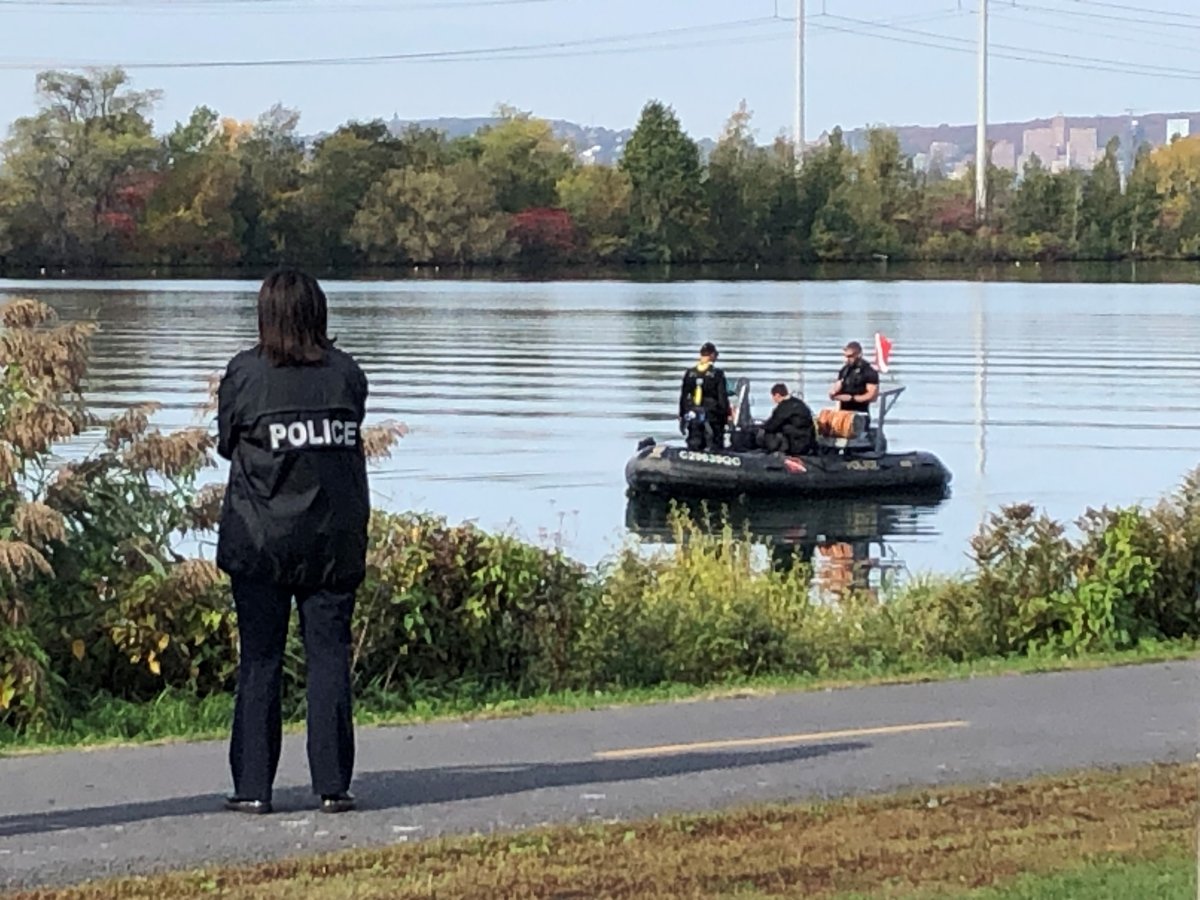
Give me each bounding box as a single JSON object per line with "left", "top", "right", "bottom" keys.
{"left": 678, "top": 451, "right": 742, "bottom": 467}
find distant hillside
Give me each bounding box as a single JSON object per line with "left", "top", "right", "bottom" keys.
{"left": 376, "top": 110, "right": 1198, "bottom": 168}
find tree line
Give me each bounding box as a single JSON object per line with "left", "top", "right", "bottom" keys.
{"left": 1, "top": 68, "right": 1199, "bottom": 273}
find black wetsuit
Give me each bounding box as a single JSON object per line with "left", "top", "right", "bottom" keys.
{"left": 758, "top": 396, "right": 817, "bottom": 455}
{"left": 678, "top": 361, "right": 729, "bottom": 450}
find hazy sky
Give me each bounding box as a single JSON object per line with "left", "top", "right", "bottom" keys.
{"left": 0, "top": 0, "right": 1197, "bottom": 142}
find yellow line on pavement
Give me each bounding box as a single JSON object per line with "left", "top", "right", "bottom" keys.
{"left": 594, "top": 719, "right": 970, "bottom": 760}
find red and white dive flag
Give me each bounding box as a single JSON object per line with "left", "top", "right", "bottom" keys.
{"left": 873, "top": 332, "right": 892, "bottom": 374}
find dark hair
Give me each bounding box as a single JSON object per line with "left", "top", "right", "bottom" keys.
{"left": 257, "top": 267, "right": 335, "bottom": 366}
{"left": 699, "top": 341, "right": 718, "bottom": 358}
{"left": 844, "top": 340, "right": 863, "bottom": 354}
{"left": 770, "top": 382, "right": 789, "bottom": 397}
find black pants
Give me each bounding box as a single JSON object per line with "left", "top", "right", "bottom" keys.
{"left": 756, "top": 430, "right": 786, "bottom": 453}
{"left": 229, "top": 579, "right": 357, "bottom": 801}
{"left": 684, "top": 415, "right": 725, "bottom": 451}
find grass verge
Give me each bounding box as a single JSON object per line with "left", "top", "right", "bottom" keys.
{"left": 3, "top": 639, "right": 1196, "bottom": 756}
{"left": 851, "top": 856, "right": 1195, "bottom": 899}
{"left": 8, "top": 763, "right": 1195, "bottom": 899}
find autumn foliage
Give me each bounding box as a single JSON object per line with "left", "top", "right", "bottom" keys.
{"left": 508, "top": 207, "right": 578, "bottom": 262}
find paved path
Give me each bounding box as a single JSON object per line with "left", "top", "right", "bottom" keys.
{"left": 2, "top": 660, "right": 1197, "bottom": 892}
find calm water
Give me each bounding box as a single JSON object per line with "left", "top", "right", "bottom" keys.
{"left": 2, "top": 276, "right": 1199, "bottom": 585}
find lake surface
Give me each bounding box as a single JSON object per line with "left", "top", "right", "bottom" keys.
{"left": 2, "top": 276, "right": 1199, "bottom": 587}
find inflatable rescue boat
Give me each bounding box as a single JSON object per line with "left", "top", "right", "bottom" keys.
{"left": 625, "top": 380, "right": 951, "bottom": 499}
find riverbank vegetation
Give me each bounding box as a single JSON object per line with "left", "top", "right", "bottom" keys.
{"left": 1, "top": 295, "right": 1199, "bottom": 749}
{"left": 9, "top": 763, "right": 1194, "bottom": 899}
{"left": 3, "top": 69, "right": 1200, "bottom": 275}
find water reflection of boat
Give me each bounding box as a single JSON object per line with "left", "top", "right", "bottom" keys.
{"left": 623, "top": 491, "right": 947, "bottom": 596}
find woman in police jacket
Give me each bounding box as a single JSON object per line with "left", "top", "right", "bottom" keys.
{"left": 216, "top": 268, "right": 368, "bottom": 815}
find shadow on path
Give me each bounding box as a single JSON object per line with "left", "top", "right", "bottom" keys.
{"left": 0, "top": 740, "right": 867, "bottom": 838}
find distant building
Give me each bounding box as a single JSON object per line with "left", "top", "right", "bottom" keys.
{"left": 990, "top": 139, "right": 1016, "bottom": 170}
{"left": 1022, "top": 122, "right": 1063, "bottom": 167}
{"left": 1167, "top": 117, "right": 1191, "bottom": 141}
{"left": 1067, "top": 127, "right": 1098, "bottom": 168}
{"left": 925, "top": 140, "right": 962, "bottom": 173}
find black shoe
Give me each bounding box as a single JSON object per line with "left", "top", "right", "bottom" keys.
{"left": 224, "top": 796, "right": 272, "bottom": 815}
{"left": 320, "top": 793, "right": 355, "bottom": 813}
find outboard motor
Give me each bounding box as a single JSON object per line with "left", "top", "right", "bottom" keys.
{"left": 732, "top": 378, "right": 754, "bottom": 431}
{"left": 728, "top": 378, "right": 756, "bottom": 451}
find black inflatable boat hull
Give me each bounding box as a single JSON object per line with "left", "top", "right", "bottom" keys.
{"left": 625, "top": 444, "right": 951, "bottom": 498}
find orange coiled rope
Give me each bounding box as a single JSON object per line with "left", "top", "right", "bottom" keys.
{"left": 817, "top": 408, "right": 859, "bottom": 439}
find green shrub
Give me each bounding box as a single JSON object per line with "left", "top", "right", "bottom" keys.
{"left": 354, "top": 510, "right": 591, "bottom": 695}
{"left": 576, "top": 506, "right": 817, "bottom": 687}
{"left": 969, "top": 503, "right": 1076, "bottom": 655}
{"left": 887, "top": 574, "right": 989, "bottom": 665}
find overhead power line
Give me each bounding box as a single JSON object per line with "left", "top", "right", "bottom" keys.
{"left": 1008, "top": 1, "right": 1200, "bottom": 31}
{"left": 992, "top": 6, "right": 1197, "bottom": 54}
{"left": 0, "top": 0, "right": 582, "bottom": 12}
{"left": 811, "top": 12, "right": 1200, "bottom": 80}
{"left": 0, "top": 14, "right": 785, "bottom": 70}
{"left": 1037, "top": 0, "right": 1200, "bottom": 23}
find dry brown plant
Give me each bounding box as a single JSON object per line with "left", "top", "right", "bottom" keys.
{"left": 122, "top": 427, "right": 216, "bottom": 479}
{"left": 12, "top": 502, "right": 67, "bottom": 549}
{"left": 362, "top": 420, "right": 409, "bottom": 461}
{"left": 105, "top": 402, "right": 162, "bottom": 449}
{"left": 0, "top": 539, "right": 53, "bottom": 582}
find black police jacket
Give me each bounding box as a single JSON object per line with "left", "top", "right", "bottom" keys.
{"left": 762, "top": 396, "right": 817, "bottom": 455}
{"left": 215, "top": 346, "right": 370, "bottom": 590}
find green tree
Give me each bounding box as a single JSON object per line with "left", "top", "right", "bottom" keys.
{"left": 1127, "top": 145, "right": 1163, "bottom": 257}
{"left": 704, "top": 102, "right": 800, "bottom": 262}
{"left": 391, "top": 123, "right": 454, "bottom": 172}
{"left": 350, "top": 161, "right": 512, "bottom": 264}
{"left": 801, "top": 129, "right": 857, "bottom": 260}
{"left": 620, "top": 100, "right": 708, "bottom": 263}
{"left": 845, "top": 127, "right": 923, "bottom": 257}
{"left": 555, "top": 164, "right": 632, "bottom": 261}
{"left": 0, "top": 68, "right": 161, "bottom": 266}
{"left": 1009, "top": 155, "right": 1080, "bottom": 256}
{"left": 282, "top": 121, "right": 421, "bottom": 268}
{"left": 477, "top": 107, "right": 574, "bottom": 214}
{"left": 1077, "top": 137, "right": 1127, "bottom": 259}
{"left": 140, "top": 108, "right": 243, "bottom": 266}
{"left": 228, "top": 104, "right": 305, "bottom": 266}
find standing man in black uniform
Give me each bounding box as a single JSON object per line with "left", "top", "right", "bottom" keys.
{"left": 829, "top": 340, "right": 880, "bottom": 423}
{"left": 678, "top": 341, "right": 730, "bottom": 451}
{"left": 216, "top": 268, "right": 369, "bottom": 816}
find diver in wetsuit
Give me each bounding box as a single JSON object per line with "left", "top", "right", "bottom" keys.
{"left": 755, "top": 382, "right": 816, "bottom": 455}
{"left": 678, "top": 342, "right": 730, "bottom": 451}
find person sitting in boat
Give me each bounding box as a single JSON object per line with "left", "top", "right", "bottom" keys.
{"left": 755, "top": 382, "right": 817, "bottom": 456}
{"left": 678, "top": 341, "right": 730, "bottom": 451}
{"left": 829, "top": 340, "right": 879, "bottom": 422}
